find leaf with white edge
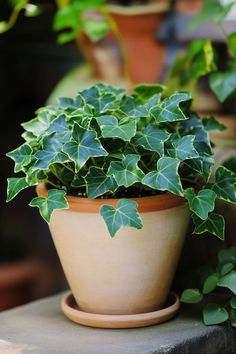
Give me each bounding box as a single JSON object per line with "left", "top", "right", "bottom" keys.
{"left": 209, "top": 66, "right": 236, "bottom": 102}
{"left": 97, "top": 115, "right": 136, "bottom": 141}
{"left": 6, "top": 144, "right": 33, "bottom": 173}
{"left": 85, "top": 167, "right": 118, "bottom": 199}
{"left": 34, "top": 133, "right": 69, "bottom": 170}
{"left": 108, "top": 154, "right": 145, "bottom": 187}
{"left": 185, "top": 188, "right": 217, "bottom": 220}
{"left": 142, "top": 157, "right": 183, "bottom": 196}
{"left": 203, "top": 303, "right": 229, "bottom": 326}
{"left": 166, "top": 135, "right": 199, "bottom": 161}
{"left": 79, "top": 86, "right": 117, "bottom": 113}
{"left": 180, "top": 289, "right": 203, "bottom": 303}
{"left": 202, "top": 116, "right": 226, "bottom": 132}
{"left": 100, "top": 199, "right": 143, "bottom": 237}
{"left": 209, "top": 166, "right": 236, "bottom": 203}
{"left": 184, "top": 156, "right": 214, "bottom": 182}
{"left": 203, "top": 273, "right": 219, "bottom": 294}
{"left": 134, "top": 83, "right": 165, "bottom": 100}
{"left": 21, "top": 110, "right": 56, "bottom": 136}
{"left": 132, "top": 125, "right": 170, "bottom": 156}
{"left": 218, "top": 271, "right": 236, "bottom": 294}
{"left": 29, "top": 189, "right": 69, "bottom": 223}
{"left": 150, "top": 92, "right": 192, "bottom": 123}
{"left": 192, "top": 212, "right": 225, "bottom": 240}
{"left": 47, "top": 114, "right": 71, "bottom": 142}
{"left": 95, "top": 83, "right": 125, "bottom": 99}
{"left": 7, "top": 177, "right": 36, "bottom": 202}
{"left": 62, "top": 123, "right": 108, "bottom": 171}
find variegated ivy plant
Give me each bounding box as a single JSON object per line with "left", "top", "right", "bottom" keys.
{"left": 6, "top": 83, "right": 236, "bottom": 237}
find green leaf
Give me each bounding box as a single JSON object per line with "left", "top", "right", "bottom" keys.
{"left": 24, "top": 3, "right": 42, "bottom": 17}
{"left": 62, "top": 123, "right": 108, "bottom": 171}
{"left": 47, "top": 115, "right": 71, "bottom": 142}
{"left": 79, "top": 86, "right": 118, "bottom": 113}
{"left": 218, "top": 248, "right": 236, "bottom": 264}
{"left": 133, "top": 84, "right": 165, "bottom": 100}
{"left": 192, "top": 213, "right": 225, "bottom": 240}
{"left": 142, "top": 157, "right": 183, "bottom": 196}
{"left": 0, "top": 21, "right": 9, "bottom": 33}
{"left": 150, "top": 92, "right": 192, "bottom": 123}
{"left": 166, "top": 135, "right": 199, "bottom": 161}
{"left": 203, "top": 273, "right": 219, "bottom": 294}
{"left": 97, "top": 115, "right": 136, "bottom": 141}
{"left": 220, "top": 263, "right": 234, "bottom": 276}
{"left": 100, "top": 199, "right": 143, "bottom": 237}
{"left": 203, "top": 303, "right": 229, "bottom": 326}
{"left": 230, "top": 296, "right": 236, "bottom": 309}
{"left": 185, "top": 188, "right": 217, "bottom": 220}
{"left": 83, "top": 18, "right": 109, "bottom": 42}
{"left": 21, "top": 109, "right": 56, "bottom": 136}
{"left": 7, "top": 177, "right": 35, "bottom": 202}
{"left": 228, "top": 32, "right": 236, "bottom": 56}
{"left": 85, "top": 166, "right": 118, "bottom": 199}
{"left": 132, "top": 124, "right": 170, "bottom": 156}
{"left": 230, "top": 308, "right": 236, "bottom": 327}
{"left": 29, "top": 189, "right": 69, "bottom": 223}
{"left": 180, "top": 289, "right": 203, "bottom": 303}
{"left": 209, "top": 166, "right": 236, "bottom": 203}
{"left": 209, "top": 66, "right": 236, "bottom": 102}
{"left": 108, "top": 154, "right": 145, "bottom": 187}
{"left": 34, "top": 133, "right": 69, "bottom": 170}
{"left": 218, "top": 271, "right": 236, "bottom": 294}
{"left": 6, "top": 144, "right": 33, "bottom": 173}
{"left": 202, "top": 116, "right": 226, "bottom": 132}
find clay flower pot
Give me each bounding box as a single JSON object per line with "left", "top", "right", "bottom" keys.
{"left": 37, "top": 184, "right": 189, "bottom": 316}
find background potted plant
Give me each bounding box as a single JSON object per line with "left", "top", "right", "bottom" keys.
{"left": 6, "top": 82, "right": 236, "bottom": 328}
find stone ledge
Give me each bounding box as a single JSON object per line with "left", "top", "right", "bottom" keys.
{"left": 0, "top": 293, "right": 235, "bottom": 354}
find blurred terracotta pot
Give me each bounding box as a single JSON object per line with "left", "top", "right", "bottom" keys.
{"left": 37, "top": 184, "right": 189, "bottom": 315}
{"left": 79, "top": 1, "right": 170, "bottom": 85}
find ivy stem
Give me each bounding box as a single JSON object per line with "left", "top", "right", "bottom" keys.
{"left": 44, "top": 179, "right": 61, "bottom": 189}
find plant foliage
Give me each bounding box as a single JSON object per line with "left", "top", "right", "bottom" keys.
{"left": 6, "top": 83, "right": 236, "bottom": 237}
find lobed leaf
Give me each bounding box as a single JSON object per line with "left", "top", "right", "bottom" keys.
{"left": 185, "top": 188, "right": 217, "bottom": 220}
{"left": 85, "top": 166, "right": 118, "bottom": 199}
{"left": 97, "top": 115, "right": 136, "bottom": 141}
{"left": 192, "top": 213, "right": 225, "bottom": 240}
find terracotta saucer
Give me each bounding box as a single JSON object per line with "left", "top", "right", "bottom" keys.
{"left": 61, "top": 292, "right": 180, "bottom": 329}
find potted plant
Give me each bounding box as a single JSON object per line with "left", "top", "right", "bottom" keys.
{"left": 6, "top": 83, "right": 236, "bottom": 328}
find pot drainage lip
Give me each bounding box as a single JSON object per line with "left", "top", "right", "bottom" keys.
{"left": 61, "top": 291, "right": 180, "bottom": 329}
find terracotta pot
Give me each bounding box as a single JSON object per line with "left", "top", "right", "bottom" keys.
{"left": 79, "top": 2, "right": 170, "bottom": 85}
{"left": 37, "top": 184, "right": 189, "bottom": 315}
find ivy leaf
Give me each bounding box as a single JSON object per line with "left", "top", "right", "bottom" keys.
{"left": 34, "top": 133, "right": 69, "bottom": 170}
{"left": 21, "top": 109, "right": 56, "bottom": 136}
{"left": 203, "top": 273, "right": 219, "bottom": 294}
{"left": 142, "top": 157, "right": 183, "bottom": 196}
{"left": 185, "top": 188, "right": 217, "bottom": 220}
{"left": 192, "top": 213, "right": 225, "bottom": 240}
{"left": 184, "top": 156, "right": 214, "bottom": 182}
{"left": 220, "top": 263, "right": 234, "bottom": 276}
{"left": 209, "top": 166, "right": 236, "bottom": 203}
{"left": 62, "top": 123, "right": 108, "bottom": 171}
{"left": 150, "top": 92, "right": 192, "bottom": 123}
{"left": 7, "top": 177, "right": 36, "bottom": 202}
{"left": 228, "top": 32, "right": 236, "bottom": 56}
{"left": 100, "top": 199, "right": 143, "bottom": 237}
{"left": 47, "top": 114, "right": 71, "bottom": 142}
{"left": 203, "top": 304, "right": 229, "bottom": 326}
{"left": 166, "top": 135, "right": 199, "bottom": 161}
{"left": 30, "top": 189, "right": 69, "bottom": 223}
{"left": 218, "top": 248, "right": 236, "bottom": 264}
{"left": 132, "top": 124, "right": 170, "bottom": 156}
{"left": 6, "top": 144, "right": 33, "bottom": 173}
{"left": 218, "top": 271, "right": 236, "bottom": 294}
{"left": 97, "top": 115, "right": 136, "bottom": 141}
{"left": 180, "top": 289, "right": 203, "bottom": 303}
{"left": 202, "top": 116, "right": 226, "bottom": 132}
{"left": 79, "top": 86, "right": 117, "bottom": 113}
{"left": 108, "top": 154, "right": 145, "bottom": 187}
{"left": 209, "top": 66, "right": 236, "bottom": 102}
{"left": 133, "top": 83, "right": 165, "bottom": 100}
{"left": 85, "top": 167, "right": 118, "bottom": 199}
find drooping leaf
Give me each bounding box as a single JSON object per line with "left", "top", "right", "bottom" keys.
{"left": 150, "top": 92, "right": 192, "bottom": 123}
{"left": 202, "top": 116, "right": 226, "bottom": 132}
{"left": 185, "top": 188, "right": 217, "bottom": 220}
{"left": 192, "top": 212, "right": 225, "bottom": 240}
{"left": 209, "top": 166, "right": 236, "bottom": 203}
{"left": 142, "top": 157, "right": 183, "bottom": 196}
{"left": 97, "top": 115, "right": 136, "bottom": 141}
{"left": 180, "top": 289, "right": 203, "bottom": 303}
{"left": 29, "top": 189, "right": 69, "bottom": 223}
{"left": 203, "top": 303, "right": 229, "bottom": 326}
{"left": 132, "top": 124, "right": 170, "bottom": 156}
{"left": 7, "top": 177, "right": 35, "bottom": 202}
{"left": 108, "top": 154, "right": 145, "bottom": 187}
{"left": 166, "top": 135, "right": 199, "bottom": 161}
{"left": 209, "top": 66, "right": 236, "bottom": 102}
{"left": 6, "top": 144, "right": 33, "bottom": 173}
{"left": 100, "top": 198, "right": 143, "bottom": 237}
{"left": 218, "top": 271, "right": 236, "bottom": 294}
{"left": 203, "top": 273, "right": 219, "bottom": 294}
{"left": 62, "top": 123, "right": 108, "bottom": 171}
{"left": 85, "top": 166, "right": 118, "bottom": 199}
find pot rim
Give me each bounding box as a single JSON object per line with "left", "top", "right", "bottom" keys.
{"left": 36, "top": 183, "right": 187, "bottom": 213}
{"left": 108, "top": 1, "right": 170, "bottom": 16}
